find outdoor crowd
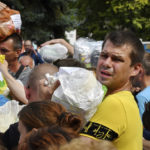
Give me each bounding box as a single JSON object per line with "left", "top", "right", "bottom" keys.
{"left": 0, "top": 1, "right": 150, "bottom": 150}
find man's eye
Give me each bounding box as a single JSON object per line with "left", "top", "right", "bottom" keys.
{"left": 0, "top": 49, "right": 8, "bottom": 53}
{"left": 112, "top": 57, "right": 124, "bottom": 62}
{"left": 100, "top": 54, "right": 108, "bottom": 58}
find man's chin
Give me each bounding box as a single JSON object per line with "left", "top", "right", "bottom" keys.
{"left": 98, "top": 78, "right": 111, "bottom": 86}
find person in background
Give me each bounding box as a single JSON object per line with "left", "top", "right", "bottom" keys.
{"left": 0, "top": 33, "right": 31, "bottom": 86}
{"left": 25, "top": 63, "right": 59, "bottom": 102}
{"left": 20, "top": 40, "right": 44, "bottom": 65}
{"left": 136, "top": 52, "right": 150, "bottom": 118}
{"left": 19, "top": 55, "right": 35, "bottom": 69}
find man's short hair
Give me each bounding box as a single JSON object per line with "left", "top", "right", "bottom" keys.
{"left": 27, "top": 63, "right": 58, "bottom": 89}
{"left": 102, "top": 30, "right": 145, "bottom": 66}
{"left": 1, "top": 33, "right": 22, "bottom": 51}
{"left": 143, "top": 52, "right": 150, "bottom": 75}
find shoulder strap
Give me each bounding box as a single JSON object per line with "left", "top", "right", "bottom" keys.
{"left": 15, "top": 65, "right": 25, "bottom": 79}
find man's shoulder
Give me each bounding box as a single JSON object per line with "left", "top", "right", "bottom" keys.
{"left": 18, "top": 66, "right": 32, "bottom": 85}
{"left": 105, "top": 91, "right": 133, "bottom": 101}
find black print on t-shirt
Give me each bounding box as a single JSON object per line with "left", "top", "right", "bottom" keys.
{"left": 80, "top": 121, "right": 118, "bottom": 141}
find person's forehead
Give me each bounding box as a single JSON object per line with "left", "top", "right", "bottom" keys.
{"left": 25, "top": 40, "right": 32, "bottom": 46}
{"left": 0, "top": 39, "right": 14, "bottom": 50}
{"left": 102, "top": 40, "right": 132, "bottom": 57}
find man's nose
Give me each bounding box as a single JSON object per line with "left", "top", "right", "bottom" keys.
{"left": 103, "top": 57, "right": 112, "bottom": 67}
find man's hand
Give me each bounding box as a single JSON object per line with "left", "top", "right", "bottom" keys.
{"left": 0, "top": 60, "right": 9, "bottom": 75}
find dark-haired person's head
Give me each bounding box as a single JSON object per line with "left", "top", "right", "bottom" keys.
{"left": 0, "top": 33, "right": 22, "bottom": 64}
{"left": 18, "top": 126, "right": 78, "bottom": 150}
{"left": 102, "top": 30, "right": 144, "bottom": 66}
{"left": 18, "top": 101, "right": 82, "bottom": 144}
{"left": 96, "top": 30, "right": 145, "bottom": 95}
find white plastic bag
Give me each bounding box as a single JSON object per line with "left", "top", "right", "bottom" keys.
{"left": 73, "top": 38, "right": 103, "bottom": 68}
{"left": 0, "top": 100, "right": 24, "bottom": 132}
{"left": 52, "top": 67, "right": 106, "bottom": 122}
{"left": 39, "top": 43, "right": 68, "bottom": 63}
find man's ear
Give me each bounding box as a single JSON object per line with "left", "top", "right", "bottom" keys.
{"left": 24, "top": 86, "right": 30, "bottom": 100}
{"left": 130, "top": 63, "right": 143, "bottom": 77}
{"left": 16, "top": 49, "right": 21, "bottom": 57}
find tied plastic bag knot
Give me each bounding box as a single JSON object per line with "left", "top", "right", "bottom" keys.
{"left": 44, "top": 73, "right": 58, "bottom": 87}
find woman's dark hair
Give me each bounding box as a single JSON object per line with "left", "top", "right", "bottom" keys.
{"left": 25, "top": 126, "right": 78, "bottom": 150}
{"left": 18, "top": 101, "right": 82, "bottom": 132}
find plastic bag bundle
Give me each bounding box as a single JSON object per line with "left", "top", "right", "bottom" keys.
{"left": 73, "top": 38, "right": 103, "bottom": 68}
{"left": 0, "top": 100, "right": 24, "bottom": 132}
{"left": 52, "top": 67, "right": 107, "bottom": 122}
{"left": 0, "top": 2, "right": 22, "bottom": 41}
{"left": 39, "top": 44, "right": 68, "bottom": 63}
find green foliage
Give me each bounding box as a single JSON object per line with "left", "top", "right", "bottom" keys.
{"left": 74, "top": 0, "right": 150, "bottom": 41}
{"left": 1, "top": 0, "right": 76, "bottom": 44}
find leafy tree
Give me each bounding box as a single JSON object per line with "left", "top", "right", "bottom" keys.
{"left": 74, "top": 0, "right": 150, "bottom": 40}
{"left": 1, "top": 0, "right": 76, "bottom": 44}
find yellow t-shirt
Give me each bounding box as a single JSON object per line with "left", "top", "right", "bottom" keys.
{"left": 80, "top": 91, "right": 142, "bottom": 150}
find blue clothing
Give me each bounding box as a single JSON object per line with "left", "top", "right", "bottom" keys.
{"left": 136, "top": 86, "right": 150, "bottom": 119}
{"left": 0, "top": 95, "right": 9, "bottom": 106}
{"left": 19, "top": 50, "right": 44, "bottom": 65}
{"left": 143, "top": 129, "right": 150, "bottom": 140}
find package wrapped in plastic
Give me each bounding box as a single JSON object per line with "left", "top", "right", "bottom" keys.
{"left": 73, "top": 38, "right": 103, "bottom": 68}
{"left": 0, "top": 2, "right": 22, "bottom": 41}
{"left": 52, "top": 67, "right": 107, "bottom": 122}
{"left": 0, "top": 100, "right": 24, "bottom": 132}
{"left": 39, "top": 44, "right": 68, "bottom": 63}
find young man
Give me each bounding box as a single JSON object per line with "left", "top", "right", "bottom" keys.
{"left": 80, "top": 30, "right": 145, "bottom": 150}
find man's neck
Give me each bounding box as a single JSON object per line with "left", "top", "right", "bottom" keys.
{"left": 144, "top": 75, "right": 150, "bottom": 87}
{"left": 106, "top": 82, "right": 131, "bottom": 96}
{"left": 8, "top": 60, "right": 21, "bottom": 73}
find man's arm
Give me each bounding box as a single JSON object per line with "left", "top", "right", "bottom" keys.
{"left": 0, "top": 60, "right": 28, "bottom": 104}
